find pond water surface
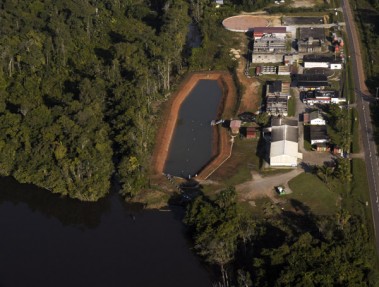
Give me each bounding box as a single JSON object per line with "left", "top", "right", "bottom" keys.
{"left": 164, "top": 80, "right": 223, "bottom": 178}
{"left": 0, "top": 177, "right": 212, "bottom": 287}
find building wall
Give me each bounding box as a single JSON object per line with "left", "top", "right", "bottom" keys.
{"left": 270, "top": 155, "right": 298, "bottom": 167}
{"left": 310, "top": 118, "right": 326, "bottom": 125}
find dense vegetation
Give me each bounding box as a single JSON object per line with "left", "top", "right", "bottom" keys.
{"left": 185, "top": 187, "right": 379, "bottom": 286}
{"left": 351, "top": 0, "right": 379, "bottom": 91}
{"left": 0, "top": 0, "right": 191, "bottom": 201}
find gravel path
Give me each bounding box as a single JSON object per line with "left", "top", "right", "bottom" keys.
{"left": 236, "top": 168, "right": 303, "bottom": 201}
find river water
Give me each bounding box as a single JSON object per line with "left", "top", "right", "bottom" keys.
{"left": 0, "top": 177, "right": 212, "bottom": 287}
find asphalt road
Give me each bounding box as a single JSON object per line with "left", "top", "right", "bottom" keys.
{"left": 342, "top": 0, "right": 379, "bottom": 254}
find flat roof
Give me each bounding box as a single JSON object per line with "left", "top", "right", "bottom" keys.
{"left": 298, "top": 81, "right": 329, "bottom": 87}
{"left": 296, "top": 74, "right": 328, "bottom": 82}
{"left": 304, "top": 54, "right": 342, "bottom": 63}
{"left": 254, "top": 27, "right": 287, "bottom": 34}
{"left": 315, "top": 90, "right": 339, "bottom": 98}
{"left": 299, "top": 27, "right": 325, "bottom": 40}
{"left": 268, "top": 80, "right": 282, "bottom": 93}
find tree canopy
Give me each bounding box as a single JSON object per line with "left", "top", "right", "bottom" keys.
{"left": 0, "top": 0, "right": 190, "bottom": 200}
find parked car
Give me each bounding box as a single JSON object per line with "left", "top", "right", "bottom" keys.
{"left": 238, "top": 112, "right": 256, "bottom": 123}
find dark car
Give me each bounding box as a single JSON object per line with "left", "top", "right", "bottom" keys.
{"left": 238, "top": 112, "right": 256, "bottom": 122}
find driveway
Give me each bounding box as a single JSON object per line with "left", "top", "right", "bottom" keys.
{"left": 236, "top": 168, "right": 304, "bottom": 202}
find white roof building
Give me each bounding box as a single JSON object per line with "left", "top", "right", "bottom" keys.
{"left": 269, "top": 118, "right": 302, "bottom": 167}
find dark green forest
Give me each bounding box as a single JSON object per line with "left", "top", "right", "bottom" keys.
{"left": 0, "top": 0, "right": 194, "bottom": 201}
{"left": 185, "top": 188, "right": 379, "bottom": 287}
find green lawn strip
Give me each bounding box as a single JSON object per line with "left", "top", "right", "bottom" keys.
{"left": 351, "top": 108, "right": 360, "bottom": 153}
{"left": 287, "top": 173, "right": 339, "bottom": 215}
{"left": 369, "top": 103, "right": 379, "bottom": 152}
{"left": 209, "top": 138, "right": 260, "bottom": 187}
{"left": 341, "top": 31, "right": 355, "bottom": 103}
{"left": 348, "top": 159, "right": 379, "bottom": 262}
{"left": 287, "top": 95, "right": 296, "bottom": 117}
{"left": 348, "top": 159, "right": 372, "bottom": 220}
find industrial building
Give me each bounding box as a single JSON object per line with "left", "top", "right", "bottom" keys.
{"left": 267, "top": 118, "right": 302, "bottom": 167}
{"left": 293, "top": 74, "right": 329, "bottom": 90}
{"left": 303, "top": 54, "right": 343, "bottom": 69}
{"left": 298, "top": 27, "right": 326, "bottom": 53}
{"left": 302, "top": 90, "right": 345, "bottom": 105}
{"left": 253, "top": 36, "right": 287, "bottom": 53}
{"left": 253, "top": 27, "right": 287, "bottom": 39}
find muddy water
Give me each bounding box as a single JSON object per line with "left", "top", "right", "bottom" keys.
{"left": 164, "top": 80, "right": 223, "bottom": 178}
{"left": 0, "top": 177, "right": 212, "bottom": 287}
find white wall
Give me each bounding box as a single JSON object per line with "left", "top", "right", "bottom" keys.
{"left": 310, "top": 118, "right": 326, "bottom": 125}
{"left": 330, "top": 63, "right": 342, "bottom": 69}
{"left": 304, "top": 62, "right": 329, "bottom": 68}
{"left": 270, "top": 155, "right": 298, "bottom": 167}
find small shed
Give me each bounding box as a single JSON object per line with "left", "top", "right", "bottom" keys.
{"left": 230, "top": 120, "right": 242, "bottom": 134}
{"left": 246, "top": 127, "right": 258, "bottom": 139}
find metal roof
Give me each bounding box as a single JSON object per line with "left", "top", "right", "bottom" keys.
{"left": 303, "top": 54, "right": 342, "bottom": 64}
{"left": 271, "top": 117, "right": 298, "bottom": 127}
{"left": 310, "top": 125, "right": 328, "bottom": 140}
{"left": 271, "top": 125, "right": 298, "bottom": 143}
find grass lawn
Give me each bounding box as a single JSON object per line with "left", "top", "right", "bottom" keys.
{"left": 287, "top": 173, "right": 340, "bottom": 215}
{"left": 346, "top": 159, "right": 372, "bottom": 219}
{"left": 287, "top": 95, "right": 296, "bottom": 117}
{"left": 303, "top": 125, "right": 312, "bottom": 151}
{"left": 208, "top": 138, "right": 260, "bottom": 188}
{"left": 351, "top": 108, "right": 360, "bottom": 153}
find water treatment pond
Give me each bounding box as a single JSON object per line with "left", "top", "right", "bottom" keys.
{"left": 164, "top": 80, "right": 223, "bottom": 178}
{"left": 0, "top": 177, "right": 212, "bottom": 287}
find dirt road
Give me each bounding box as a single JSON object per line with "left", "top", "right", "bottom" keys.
{"left": 236, "top": 169, "right": 304, "bottom": 201}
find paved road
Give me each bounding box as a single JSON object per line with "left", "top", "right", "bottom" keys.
{"left": 342, "top": 0, "right": 379, "bottom": 254}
